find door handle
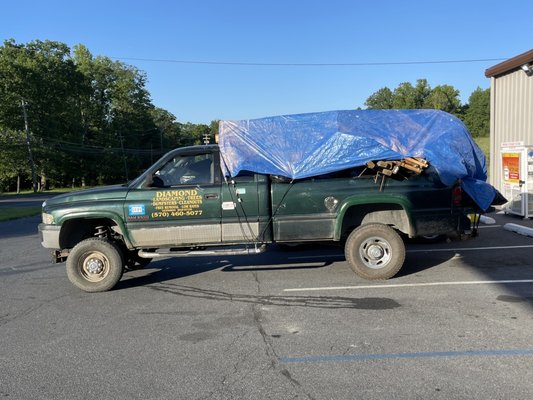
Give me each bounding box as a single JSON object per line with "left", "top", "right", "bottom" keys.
{"left": 205, "top": 193, "right": 219, "bottom": 200}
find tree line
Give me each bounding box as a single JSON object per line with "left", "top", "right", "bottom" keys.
{"left": 364, "top": 79, "right": 490, "bottom": 138}
{"left": 0, "top": 39, "right": 490, "bottom": 193}
{"left": 0, "top": 39, "right": 217, "bottom": 193}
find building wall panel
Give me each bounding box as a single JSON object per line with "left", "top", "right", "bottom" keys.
{"left": 489, "top": 70, "right": 533, "bottom": 191}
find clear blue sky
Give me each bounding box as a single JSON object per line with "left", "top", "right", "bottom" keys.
{"left": 1, "top": 0, "right": 532, "bottom": 124}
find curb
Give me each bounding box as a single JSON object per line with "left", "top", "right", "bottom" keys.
{"left": 480, "top": 215, "right": 496, "bottom": 225}
{"left": 503, "top": 223, "right": 533, "bottom": 238}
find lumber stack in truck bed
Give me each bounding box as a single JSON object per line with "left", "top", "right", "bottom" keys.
{"left": 364, "top": 157, "right": 430, "bottom": 191}
{"left": 366, "top": 157, "right": 429, "bottom": 177}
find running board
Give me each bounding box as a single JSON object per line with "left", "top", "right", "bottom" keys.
{"left": 138, "top": 244, "right": 267, "bottom": 258}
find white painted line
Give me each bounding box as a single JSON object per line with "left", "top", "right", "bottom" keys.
{"left": 477, "top": 225, "right": 501, "bottom": 229}
{"left": 407, "top": 245, "right": 533, "bottom": 253}
{"left": 288, "top": 245, "right": 533, "bottom": 259}
{"left": 284, "top": 279, "right": 533, "bottom": 292}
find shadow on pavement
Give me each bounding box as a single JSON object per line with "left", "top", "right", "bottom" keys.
{"left": 117, "top": 248, "right": 336, "bottom": 291}
{"left": 0, "top": 216, "right": 41, "bottom": 239}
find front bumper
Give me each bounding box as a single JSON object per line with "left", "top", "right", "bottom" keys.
{"left": 38, "top": 223, "right": 61, "bottom": 249}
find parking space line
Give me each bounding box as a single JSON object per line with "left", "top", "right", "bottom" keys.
{"left": 284, "top": 279, "right": 533, "bottom": 292}
{"left": 279, "top": 348, "right": 533, "bottom": 364}
{"left": 288, "top": 245, "right": 533, "bottom": 260}
{"left": 407, "top": 245, "right": 533, "bottom": 253}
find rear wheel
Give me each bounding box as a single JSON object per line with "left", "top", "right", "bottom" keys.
{"left": 344, "top": 223, "right": 405, "bottom": 280}
{"left": 66, "top": 238, "right": 124, "bottom": 292}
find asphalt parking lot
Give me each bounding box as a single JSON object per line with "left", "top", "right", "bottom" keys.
{"left": 1, "top": 211, "right": 533, "bottom": 399}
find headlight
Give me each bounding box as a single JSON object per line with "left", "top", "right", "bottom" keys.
{"left": 42, "top": 213, "right": 54, "bottom": 225}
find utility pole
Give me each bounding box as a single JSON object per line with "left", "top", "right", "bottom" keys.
{"left": 203, "top": 132, "right": 210, "bottom": 145}
{"left": 118, "top": 134, "right": 129, "bottom": 181}
{"left": 21, "top": 99, "right": 38, "bottom": 193}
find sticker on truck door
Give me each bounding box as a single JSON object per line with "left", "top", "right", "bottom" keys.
{"left": 150, "top": 189, "right": 204, "bottom": 218}
{"left": 128, "top": 204, "right": 146, "bottom": 216}
{"left": 222, "top": 201, "right": 236, "bottom": 210}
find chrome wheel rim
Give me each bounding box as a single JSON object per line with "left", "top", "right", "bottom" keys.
{"left": 359, "top": 236, "right": 392, "bottom": 269}
{"left": 80, "top": 251, "right": 110, "bottom": 282}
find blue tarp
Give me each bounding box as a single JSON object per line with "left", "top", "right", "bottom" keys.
{"left": 218, "top": 109, "right": 497, "bottom": 211}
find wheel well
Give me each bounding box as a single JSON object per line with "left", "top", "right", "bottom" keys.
{"left": 340, "top": 203, "right": 412, "bottom": 239}
{"left": 59, "top": 218, "right": 122, "bottom": 249}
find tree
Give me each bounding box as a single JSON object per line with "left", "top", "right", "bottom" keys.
{"left": 414, "top": 79, "right": 432, "bottom": 108}
{"left": 210, "top": 120, "right": 220, "bottom": 143}
{"left": 364, "top": 79, "right": 464, "bottom": 119}
{"left": 391, "top": 79, "right": 431, "bottom": 109}
{"left": 0, "top": 39, "right": 229, "bottom": 191}
{"left": 0, "top": 39, "right": 87, "bottom": 190}
{"left": 72, "top": 46, "right": 159, "bottom": 183}
{"left": 463, "top": 87, "right": 490, "bottom": 137}
{"left": 364, "top": 87, "right": 394, "bottom": 109}
{"left": 151, "top": 107, "right": 181, "bottom": 152}
{"left": 178, "top": 123, "right": 210, "bottom": 146}
{"left": 0, "top": 130, "right": 30, "bottom": 192}
{"left": 424, "top": 84, "right": 461, "bottom": 114}
{"left": 392, "top": 82, "right": 417, "bottom": 109}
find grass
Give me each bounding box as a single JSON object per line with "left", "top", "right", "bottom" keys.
{"left": 0, "top": 187, "right": 92, "bottom": 221}
{"left": 0, "top": 206, "right": 41, "bottom": 222}
{"left": 473, "top": 136, "right": 491, "bottom": 178}
{"left": 474, "top": 136, "right": 490, "bottom": 159}
{"left": 0, "top": 186, "right": 93, "bottom": 221}
{"left": 0, "top": 186, "right": 90, "bottom": 198}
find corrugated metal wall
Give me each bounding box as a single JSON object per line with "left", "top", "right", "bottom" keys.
{"left": 490, "top": 71, "right": 533, "bottom": 190}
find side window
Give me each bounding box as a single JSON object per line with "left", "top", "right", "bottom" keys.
{"left": 154, "top": 153, "right": 214, "bottom": 187}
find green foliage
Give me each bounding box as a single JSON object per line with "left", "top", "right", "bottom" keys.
{"left": 364, "top": 87, "right": 394, "bottom": 109}
{"left": 0, "top": 130, "right": 30, "bottom": 191}
{"left": 424, "top": 84, "right": 461, "bottom": 114}
{"left": 392, "top": 79, "right": 432, "bottom": 109}
{"left": 473, "top": 136, "right": 490, "bottom": 157}
{"left": 0, "top": 206, "right": 41, "bottom": 221}
{"left": 463, "top": 87, "right": 490, "bottom": 137}
{"left": 364, "top": 79, "right": 488, "bottom": 132}
{"left": 0, "top": 39, "right": 216, "bottom": 191}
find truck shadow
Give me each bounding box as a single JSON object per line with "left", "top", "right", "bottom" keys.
{"left": 119, "top": 214, "right": 533, "bottom": 310}
{"left": 117, "top": 243, "right": 457, "bottom": 290}
{"left": 398, "top": 252, "right": 453, "bottom": 277}
{"left": 117, "top": 249, "right": 336, "bottom": 290}
{"left": 141, "top": 282, "right": 401, "bottom": 310}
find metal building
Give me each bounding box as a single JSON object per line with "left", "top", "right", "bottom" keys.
{"left": 485, "top": 49, "right": 533, "bottom": 192}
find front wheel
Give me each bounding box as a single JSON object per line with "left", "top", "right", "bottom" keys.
{"left": 66, "top": 238, "right": 124, "bottom": 292}
{"left": 344, "top": 223, "right": 405, "bottom": 280}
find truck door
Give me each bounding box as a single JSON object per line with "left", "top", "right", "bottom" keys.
{"left": 221, "top": 173, "right": 272, "bottom": 243}
{"left": 124, "top": 151, "right": 222, "bottom": 247}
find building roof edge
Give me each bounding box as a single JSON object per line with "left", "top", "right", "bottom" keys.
{"left": 485, "top": 49, "right": 533, "bottom": 78}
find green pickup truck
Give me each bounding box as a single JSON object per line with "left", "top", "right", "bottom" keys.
{"left": 39, "top": 144, "right": 481, "bottom": 292}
